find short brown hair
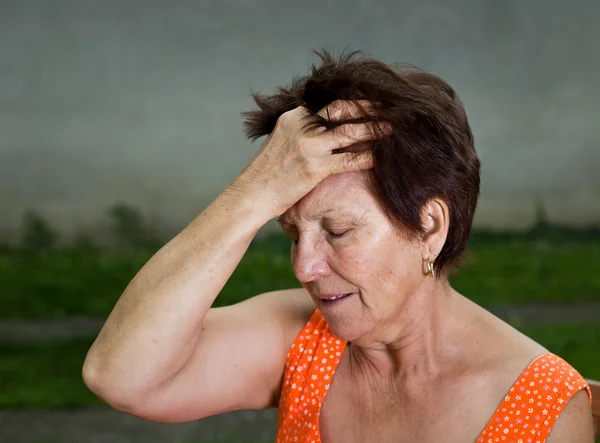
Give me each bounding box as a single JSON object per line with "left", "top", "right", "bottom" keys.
{"left": 242, "top": 49, "right": 481, "bottom": 274}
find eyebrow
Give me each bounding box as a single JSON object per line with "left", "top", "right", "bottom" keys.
{"left": 277, "top": 208, "right": 355, "bottom": 225}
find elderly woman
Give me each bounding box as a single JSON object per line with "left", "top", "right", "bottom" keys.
{"left": 83, "top": 50, "right": 594, "bottom": 442}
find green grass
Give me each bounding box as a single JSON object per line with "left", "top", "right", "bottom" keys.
{"left": 1, "top": 323, "right": 599, "bottom": 409}
{"left": 0, "top": 336, "right": 102, "bottom": 408}
{"left": 0, "top": 235, "right": 599, "bottom": 320}
{"left": 454, "top": 240, "right": 600, "bottom": 306}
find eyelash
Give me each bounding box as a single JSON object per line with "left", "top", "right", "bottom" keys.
{"left": 291, "top": 230, "right": 348, "bottom": 245}
{"left": 328, "top": 230, "right": 348, "bottom": 239}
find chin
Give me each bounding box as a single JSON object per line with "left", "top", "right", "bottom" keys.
{"left": 324, "top": 317, "right": 365, "bottom": 343}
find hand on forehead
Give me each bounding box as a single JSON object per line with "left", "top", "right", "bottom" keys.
{"left": 284, "top": 171, "right": 372, "bottom": 222}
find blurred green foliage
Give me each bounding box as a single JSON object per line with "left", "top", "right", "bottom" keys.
{"left": 1, "top": 234, "right": 599, "bottom": 319}
{"left": 0, "top": 336, "right": 102, "bottom": 408}
{"left": 1, "top": 205, "right": 599, "bottom": 319}
{"left": 108, "top": 203, "right": 162, "bottom": 249}
{"left": 20, "top": 210, "right": 59, "bottom": 252}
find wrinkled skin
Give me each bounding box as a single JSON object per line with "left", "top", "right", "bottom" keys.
{"left": 280, "top": 170, "right": 450, "bottom": 349}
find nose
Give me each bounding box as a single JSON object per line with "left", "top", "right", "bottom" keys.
{"left": 292, "top": 238, "right": 331, "bottom": 283}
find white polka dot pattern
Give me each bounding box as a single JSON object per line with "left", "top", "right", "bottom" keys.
{"left": 275, "top": 310, "right": 592, "bottom": 443}
{"left": 477, "top": 354, "right": 592, "bottom": 443}
{"left": 276, "top": 309, "right": 346, "bottom": 442}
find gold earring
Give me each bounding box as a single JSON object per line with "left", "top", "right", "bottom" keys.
{"left": 425, "top": 257, "right": 435, "bottom": 278}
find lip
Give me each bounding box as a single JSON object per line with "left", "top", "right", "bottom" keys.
{"left": 317, "top": 293, "right": 354, "bottom": 300}
{"left": 318, "top": 292, "right": 355, "bottom": 303}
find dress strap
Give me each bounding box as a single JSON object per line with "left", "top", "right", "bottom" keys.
{"left": 477, "top": 353, "right": 592, "bottom": 443}
{"left": 276, "top": 310, "right": 347, "bottom": 443}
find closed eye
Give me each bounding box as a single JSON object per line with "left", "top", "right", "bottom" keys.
{"left": 328, "top": 230, "right": 349, "bottom": 239}
{"left": 288, "top": 230, "right": 349, "bottom": 244}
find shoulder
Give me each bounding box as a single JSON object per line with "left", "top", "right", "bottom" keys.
{"left": 469, "top": 300, "right": 549, "bottom": 378}
{"left": 519, "top": 354, "right": 593, "bottom": 442}
{"left": 208, "top": 287, "right": 315, "bottom": 358}
{"left": 545, "top": 388, "right": 594, "bottom": 443}
{"left": 251, "top": 288, "right": 316, "bottom": 350}
{"left": 232, "top": 287, "right": 314, "bottom": 321}
{"left": 475, "top": 351, "right": 593, "bottom": 443}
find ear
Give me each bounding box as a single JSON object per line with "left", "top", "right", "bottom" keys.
{"left": 420, "top": 199, "right": 450, "bottom": 260}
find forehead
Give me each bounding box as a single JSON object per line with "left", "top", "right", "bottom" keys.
{"left": 283, "top": 171, "right": 376, "bottom": 222}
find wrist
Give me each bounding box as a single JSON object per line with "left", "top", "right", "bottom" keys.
{"left": 229, "top": 167, "right": 280, "bottom": 206}
{"left": 221, "top": 178, "right": 278, "bottom": 226}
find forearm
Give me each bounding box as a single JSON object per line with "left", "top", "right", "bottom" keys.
{"left": 83, "top": 186, "right": 271, "bottom": 399}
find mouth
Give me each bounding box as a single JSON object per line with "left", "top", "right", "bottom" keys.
{"left": 318, "top": 292, "right": 355, "bottom": 304}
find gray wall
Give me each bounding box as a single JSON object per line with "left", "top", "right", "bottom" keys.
{"left": 1, "top": 0, "right": 599, "bottom": 241}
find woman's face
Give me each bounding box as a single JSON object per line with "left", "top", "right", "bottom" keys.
{"left": 279, "top": 171, "right": 427, "bottom": 343}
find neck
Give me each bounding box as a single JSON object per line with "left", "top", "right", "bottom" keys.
{"left": 347, "top": 280, "right": 472, "bottom": 384}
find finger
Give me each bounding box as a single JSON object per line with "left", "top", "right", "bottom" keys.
{"left": 311, "top": 121, "right": 391, "bottom": 152}
{"left": 327, "top": 150, "right": 375, "bottom": 175}
{"left": 317, "top": 99, "right": 379, "bottom": 122}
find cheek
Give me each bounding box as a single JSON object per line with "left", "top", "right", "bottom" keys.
{"left": 335, "top": 228, "right": 400, "bottom": 280}
{"left": 340, "top": 228, "right": 420, "bottom": 289}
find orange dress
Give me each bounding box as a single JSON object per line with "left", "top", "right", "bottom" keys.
{"left": 276, "top": 310, "right": 592, "bottom": 443}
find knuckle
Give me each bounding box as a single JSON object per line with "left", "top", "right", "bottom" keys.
{"left": 341, "top": 154, "right": 355, "bottom": 168}
{"left": 330, "top": 122, "right": 348, "bottom": 136}
{"left": 330, "top": 100, "right": 343, "bottom": 114}
{"left": 295, "top": 138, "right": 310, "bottom": 155}
{"left": 320, "top": 100, "right": 343, "bottom": 120}
{"left": 277, "top": 107, "right": 305, "bottom": 127}
{"left": 331, "top": 157, "right": 349, "bottom": 174}
{"left": 277, "top": 110, "right": 295, "bottom": 127}
{"left": 303, "top": 156, "right": 321, "bottom": 177}
{"left": 334, "top": 124, "right": 358, "bottom": 141}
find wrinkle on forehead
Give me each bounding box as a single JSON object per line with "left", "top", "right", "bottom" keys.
{"left": 284, "top": 171, "right": 373, "bottom": 223}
